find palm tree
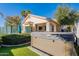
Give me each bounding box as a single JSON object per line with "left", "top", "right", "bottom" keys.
{"left": 21, "top": 10, "right": 31, "bottom": 17}
{"left": 21, "top": 10, "right": 31, "bottom": 33}
{"left": 5, "top": 16, "right": 21, "bottom": 33}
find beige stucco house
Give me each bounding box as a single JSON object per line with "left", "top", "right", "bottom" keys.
{"left": 22, "top": 14, "right": 77, "bottom": 56}
{"left": 22, "top": 14, "right": 60, "bottom": 33}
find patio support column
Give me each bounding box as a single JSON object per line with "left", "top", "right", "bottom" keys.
{"left": 54, "top": 25, "right": 57, "bottom": 32}
{"left": 46, "top": 22, "right": 51, "bottom": 32}
{"left": 22, "top": 24, "right": 26, "bottom": 33}
{"left": 32, "top": 24, "right": 36, "bottom": 32}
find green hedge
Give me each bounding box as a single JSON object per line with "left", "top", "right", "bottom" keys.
{"left": 1, "top": 34, "right": 31, "bottom": 45}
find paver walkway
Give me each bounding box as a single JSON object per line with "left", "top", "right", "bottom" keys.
{"left": 27, "top": 46, "right": 49, "bottom": 56}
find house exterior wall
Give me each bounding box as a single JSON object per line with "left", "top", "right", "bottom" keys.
{"left": 31, "top": 24, "right": 36, "bottom": 32}
{"left": 74, "top": 20, "right": 79, "bottom": 46}
{"left": 46, "top": 22, "right": 51, "bottom": 32}
{"left": 75, "top": 20, "right": 79, "bottom": 38}
{"left": 49, "top": 21, "right": 60, "bottom": 32}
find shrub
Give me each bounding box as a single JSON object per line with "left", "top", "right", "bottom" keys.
{"left": 1, "top": 34, "right": 31, "bottom": 45}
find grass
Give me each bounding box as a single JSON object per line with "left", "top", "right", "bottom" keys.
{"left": 0, "top": 34, "right": 39, "bottom": 56}
{"left": 0, "top": 34, "right": 8, "bottom": 37}
{"left": 0, "top": 45, "right": 39, "bottom": 56}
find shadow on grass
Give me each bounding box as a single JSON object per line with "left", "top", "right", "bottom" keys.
{"left": 0, "top": 45, "right": 29, "bottom": 56}
{"left": 0, "top": 47, "right": 14, "bottom": 56}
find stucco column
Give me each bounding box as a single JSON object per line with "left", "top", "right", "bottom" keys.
{"left": 32, "top": 24, "right": 36, "bottom": 32}
{"left": 22, "top": 24, "right": 26, "bottom": 33}
{"left": 54, "top": 25, "right": 57, "bottom": 32}
{"left": 46, "top": 22, "right": 51, "bottom": 32}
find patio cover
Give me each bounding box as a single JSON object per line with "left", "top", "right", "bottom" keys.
{"left": 24, "top": 14, "right": 48, "bottom": 24}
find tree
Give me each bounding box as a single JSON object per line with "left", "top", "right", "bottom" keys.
{"left": 21, "top": 10, "right": 31, "bottom": 17}
{"left": 55, "top": 5, "right": 70, "bottom": 25}
{"left": 5, "top": 16, "right": 21, "bottom": 33}
{"left": 55, "top": 4, "right": 79, "bottom": 31}
{"left": 21, "top": 10, "right": 31, "bottom": 33}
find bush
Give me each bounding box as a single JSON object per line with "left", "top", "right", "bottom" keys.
{"left": 1, "top": 34, "right": 31, "bottom": 45}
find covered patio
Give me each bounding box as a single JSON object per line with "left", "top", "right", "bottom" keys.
{"left": 22, "top": 21, "right": 59, "bottom": 32}
{"left": 22, "top": 14, "right": 60, "bottom": 33}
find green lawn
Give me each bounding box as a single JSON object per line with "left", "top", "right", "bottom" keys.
{"left": 0, "top": 34, "right": 39, "bottom": 56}
{"left": 0, "top": 45, "right": 39, "bottom": 56}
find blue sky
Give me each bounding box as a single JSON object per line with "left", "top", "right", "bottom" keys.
{"left": 0, "top": 3, "right": 79, "bottom": 27}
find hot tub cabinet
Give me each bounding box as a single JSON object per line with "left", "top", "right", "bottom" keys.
{"left": 31, "top": 32, "right": 77, "bottom": 56}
